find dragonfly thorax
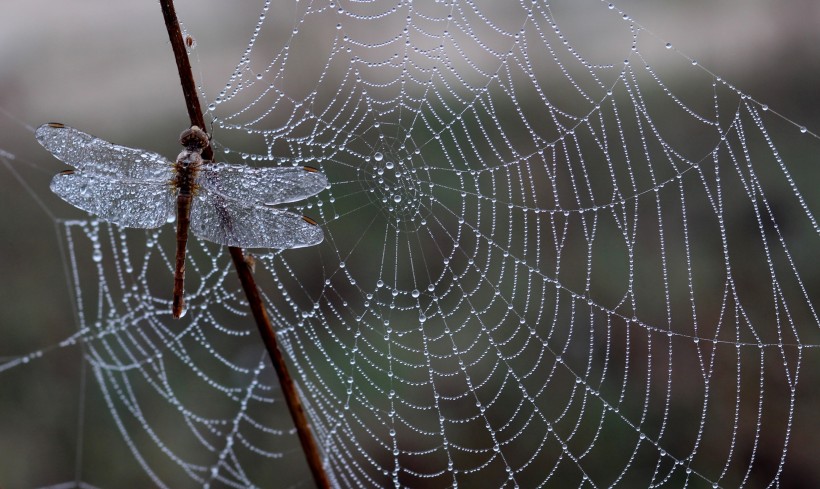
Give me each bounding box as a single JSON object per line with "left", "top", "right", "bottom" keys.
{"left": 175, "top": 126, "right": 207, "bottom": 193}
{"left": 174, "top": 151, "right": 202, "bottom": 193}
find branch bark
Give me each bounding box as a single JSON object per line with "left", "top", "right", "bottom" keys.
{"left": 158, "top": 2, "right": 331, "bottom": 487}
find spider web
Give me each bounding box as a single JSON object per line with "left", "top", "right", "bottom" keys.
{"left": 3, "top": 0, "right": 819, "bottom": 487}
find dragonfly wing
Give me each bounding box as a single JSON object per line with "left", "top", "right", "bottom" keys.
{"left": 51, "top": 171, "right": 175, "bottom": 228}
{"left": 190, "top": 187, "right": 323, "bottom": 248}
{"left": 36, "top": 123, "right": 171, "bottom": 181}
{"left": 198, "top": 163, "right": 327, "bottom": 205}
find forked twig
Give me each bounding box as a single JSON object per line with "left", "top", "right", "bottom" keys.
{"left": 158, "top": 1, "right": 332, "bottom": 487}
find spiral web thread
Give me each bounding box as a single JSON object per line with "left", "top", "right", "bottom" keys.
{"left": 4, "top": 0, "right": 819, "bottom": 487}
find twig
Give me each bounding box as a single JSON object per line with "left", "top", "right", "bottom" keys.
{"left": 158, "top": 2, "right": 332, "bottom": 487}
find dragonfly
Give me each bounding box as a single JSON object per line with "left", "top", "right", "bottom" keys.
{"left": 36, "top": 123, "right": 327, "bottom": 318}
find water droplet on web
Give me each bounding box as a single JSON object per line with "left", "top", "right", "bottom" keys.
{"left": 385, "top": 161, "right": 394, "bottom": 170}
{"left": 92, "top": 248, "right": 103, "bottom": 262}
{"left": 374, "top": 152, "right": 384, "bottom": 162}
{"left": 393, "top": 194, "right": 402, "bottom": 203}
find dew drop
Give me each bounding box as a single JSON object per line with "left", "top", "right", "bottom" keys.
{"left": 385, "top": 161, "right": 394, "bottom": 170}
{"left": 92, "top": 249, "right": 103, "bottom": 262}
{"left": 393, "top": 194, "right": 402, "bottom": 203}
{"left": 374, "top": 152, "right": 384, "bottom": 162}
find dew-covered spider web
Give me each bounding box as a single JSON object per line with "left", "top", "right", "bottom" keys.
{"left": 3, "top": 0, "right": 819, "bottom": 487}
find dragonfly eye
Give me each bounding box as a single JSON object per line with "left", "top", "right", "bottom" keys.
{"left": 179, "top": 126, "right": 210, "bottom": 151}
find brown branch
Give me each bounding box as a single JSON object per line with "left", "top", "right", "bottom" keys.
{"left": 159, "top": 0, "right": 209, "bottom": 158}
{"left": 229, "top": 248, "right": 332, "bottom": 488}
{"left": 158, "top": 2, "right": 331, "bottom": 487}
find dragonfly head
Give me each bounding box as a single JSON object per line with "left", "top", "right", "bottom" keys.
{"left": 179, "top": 126, "right": 210, "bottom": 153}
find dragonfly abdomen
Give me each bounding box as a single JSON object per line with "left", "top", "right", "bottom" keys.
{"left": 171, "top": 159, "right": 200, "bottom": 319}
{"left": 172, "top": 190, "right": 192, "bottom": 318}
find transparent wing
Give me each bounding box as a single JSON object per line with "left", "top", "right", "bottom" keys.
{"left": 50, "top": 171, "right": 175, "bottom": 228}
{"left": 190, "top": 187, "right": 323, "bottom": 248}
{"left": 35, "top": 123, "right": 171, "bottom": 181}
{"left": 197, "top": 163, "right": 327, "bottom": 205}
